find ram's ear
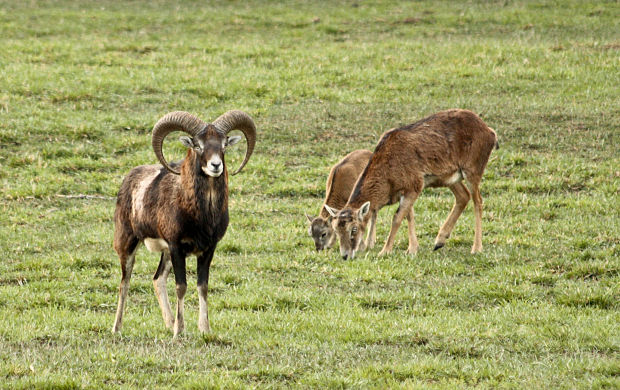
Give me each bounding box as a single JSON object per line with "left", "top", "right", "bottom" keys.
{"left": 227, "top": 135, "right": 242, "bottom": 146}
{"left": 179, "top": 136, "right": 194, "bottom": 149}
{"left": 323, "top": 204, "right": 339, "bottom": 218}
{"left": 305, "top": 212, "right": 314, "bottom": 224}
{"left": 358, "top": 201, "right": 371, "bottom": 221}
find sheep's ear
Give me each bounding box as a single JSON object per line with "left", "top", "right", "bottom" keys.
{"left": 305, "top": 212, "right": 314, "bottom": 224}
{"left": 358, "top": 201, "right": 371, "bottom": 221}
{"left": 179, "top": 136, "right": 194, "bottom": 149}
{"left": 227, "top": 135, "right": 242, "bottom": 146}
{"left": 324, "top": 204, "right": 339, "bottom": 217}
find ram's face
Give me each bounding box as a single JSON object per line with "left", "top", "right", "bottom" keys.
{"left": 180, "top": 125, "right": 241, "bottom": 178}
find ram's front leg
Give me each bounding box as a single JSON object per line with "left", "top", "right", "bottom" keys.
{"left": 197, "top": 247, "right": 216, "bottom": 333}
{"left": 170, "top": 246, "right": 187, "bottom": 338}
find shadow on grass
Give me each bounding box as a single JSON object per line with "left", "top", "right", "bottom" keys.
{"left": 201, "top": 332, "right": 233, "bottom": 347}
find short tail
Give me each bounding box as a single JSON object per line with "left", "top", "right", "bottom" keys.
{"left": 489, "top": 127, "right": 499, "bottom": 150}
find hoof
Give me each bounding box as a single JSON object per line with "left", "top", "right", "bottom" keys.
{"left": 471, "top": 244, "right": 482, "bottom": 254}
{"left": 433, "top": 243, "right": 444, "bottom": 251}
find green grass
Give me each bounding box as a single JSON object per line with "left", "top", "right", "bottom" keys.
{"left": 1, "top": 0, "right": 618, "bottom": 388}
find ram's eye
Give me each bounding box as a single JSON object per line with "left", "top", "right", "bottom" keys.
{"left": 321, "top": 232, "right": 327, "bottom": 238}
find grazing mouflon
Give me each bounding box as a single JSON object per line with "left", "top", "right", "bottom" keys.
{"left": 325, "top": 109, "right": 497, "bottom": 259}
{"left": 306, "top": 149, "right": 373, "bottom": 251}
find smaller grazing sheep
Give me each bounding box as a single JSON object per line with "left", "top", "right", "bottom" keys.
{"left": 325, "top": 109, "right": 498, "bottom": 259}
{"left": 306, "top": 149, "right": 373, "bottom": 251}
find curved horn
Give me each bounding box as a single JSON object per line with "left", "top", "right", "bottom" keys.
{"left": 152, "top": 111, "right": 207, "bottom": 175}
{"left": 212, "top": 110, "right": 256, "bottom": 175}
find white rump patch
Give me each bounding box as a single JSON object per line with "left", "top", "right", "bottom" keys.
{"left": 144, "top": 238, "right": 169, "bottom": 252}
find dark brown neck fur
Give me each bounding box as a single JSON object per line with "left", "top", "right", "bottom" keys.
{"left": 178, "top": 152, "right": 229, "bottom": 250}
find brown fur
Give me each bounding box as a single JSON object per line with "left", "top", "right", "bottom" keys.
{"left": 112, "top": 126, "right": 234, "bottom": 337}
{"left": 328, "top": 109, "right": 497, "bottom": 259}
{"left": 306, "top": 150, "right": 372, "bottom": 251}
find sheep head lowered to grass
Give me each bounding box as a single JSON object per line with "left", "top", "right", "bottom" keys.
{"left": 325, "top": 109, "right": 498, "bottom": 259}
{"left": 305, "top": 149, "right": 373, "bottom": 251}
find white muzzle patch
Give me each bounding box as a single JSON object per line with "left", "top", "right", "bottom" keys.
{"left": 341, "top": 247, "right": 356, "bottom": 260}
{"left": 203, "top": 156, "right": 223, "bottom": 177}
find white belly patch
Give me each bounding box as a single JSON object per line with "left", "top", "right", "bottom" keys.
{"left": 423, "top": 170, "right": 463, "bottom": 187}
{"left": 144, "top": 238, "right": 169, "bottom": 252}
{"left": 445, "top": 171, "right": 463, "bottom": 185}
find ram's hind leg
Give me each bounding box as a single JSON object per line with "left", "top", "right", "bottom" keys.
{"left": 112, "top": 237, "right": 139, "bottom": 333}
{"left": 153, "top": 251, "right": 174, "bottom": 329}
{"left": 434, "top": 182, "right": 471, "bottom": 250}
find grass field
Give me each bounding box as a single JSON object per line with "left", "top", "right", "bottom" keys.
{"left": 0, "top": 0, "right": 618, "bottom": 388}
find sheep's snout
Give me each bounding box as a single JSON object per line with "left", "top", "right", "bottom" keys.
{"left": 341, "top": 247, "right": 355, "bottom": 260}
{"left": 203, "top": 155, "right": 224, "bottom": 177}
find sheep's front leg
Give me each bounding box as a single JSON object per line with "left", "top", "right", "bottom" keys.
{"left": 365, "top": 210, "right": 377, "bottom": 250}
{"left": 170, "top": 246, "right": 187, "bottom": 338}
{"left": 197, "top": 247, "right": 216, "bottom": 333}
{"left": 378, "top": 191, "right": 419, "bottom": 256}
{"left": 153, "top": 251, "right": 174, "bottom": 329}
{"left": 112, "top": 239, "right": 139, "bottom": 333}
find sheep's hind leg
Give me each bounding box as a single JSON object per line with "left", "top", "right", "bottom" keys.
{"left": 405, "top": 206, "right": 419, "bottom": 255}
{"left": 469, "top": 178, "right": 484, "bottom": 254}
{"left": 153, "top": 251, "right": 174, "bottom": 329}
{"left": 112, "top": 240, "right": 139, "bottom": 333}
{"left": 434, "top": 182, "right": 470, "bottom": 250}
